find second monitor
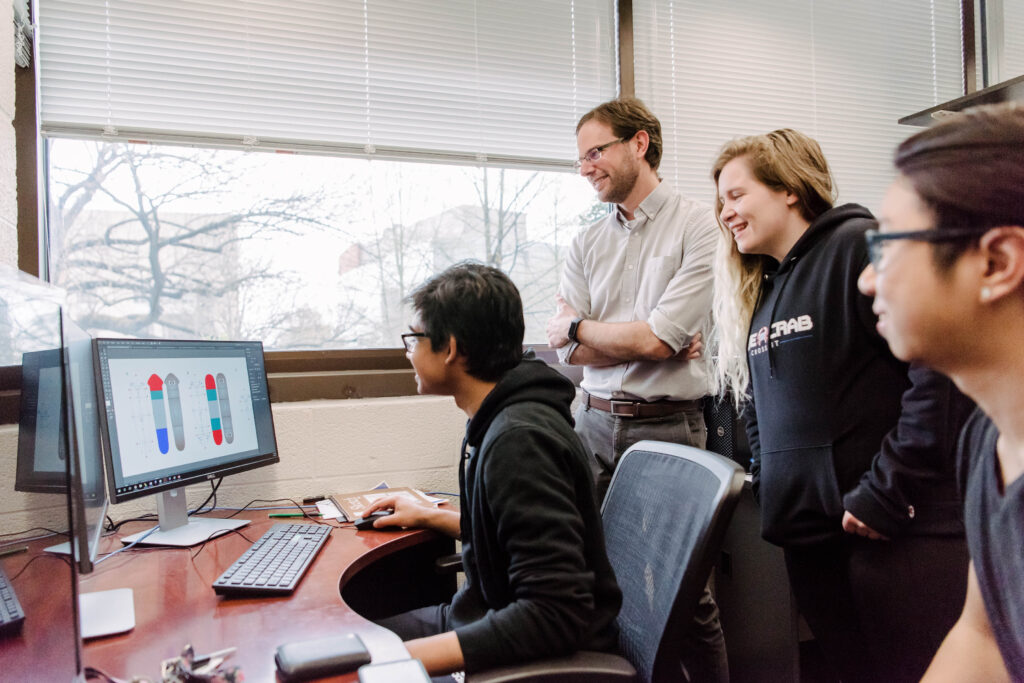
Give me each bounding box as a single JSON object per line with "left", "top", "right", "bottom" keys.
{"left": 94, "top": 338, "right": 279, "bottom": 546}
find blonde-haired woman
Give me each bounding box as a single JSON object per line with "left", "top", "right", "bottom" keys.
{"left": 711, "top": 129, "right": 972, "bottom": 683}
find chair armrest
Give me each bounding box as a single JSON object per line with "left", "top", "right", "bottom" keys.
{"left": 466, "top": 651, "right": 637, "bottom": 682}
{"left": 434, "top": 553, "right": 464, "bottom": 574}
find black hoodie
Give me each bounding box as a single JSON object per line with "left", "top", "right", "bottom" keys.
{"left": 449, "top": 353, "right": 622, "bottom": 673}
{"left": 746, "top": 204, "right": 974, "bottom": 546}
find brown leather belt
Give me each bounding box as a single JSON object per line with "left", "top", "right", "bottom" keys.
{"left": 582, "top": 390, "right": 702, "bottom": 418}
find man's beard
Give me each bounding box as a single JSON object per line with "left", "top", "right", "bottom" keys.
{"left": 601, "top": 160, "right": 640, "bottom": 205}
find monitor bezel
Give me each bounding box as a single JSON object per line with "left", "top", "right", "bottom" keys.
{"left": 14, "top": 347, "right": 69, "bottom": 494}
{"left": 92, "top": 337, "right": 280, "bottom": 505}
{"left": 62, "top": 312, "right": 110, "bottom": 575}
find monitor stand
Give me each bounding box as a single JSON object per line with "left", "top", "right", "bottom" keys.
{"left": 121, "top": 486, "right": 249, "bottom": 547}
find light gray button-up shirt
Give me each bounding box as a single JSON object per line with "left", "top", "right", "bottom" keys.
{"left": 556, "top": 181, "right": 717, "bottom": 402}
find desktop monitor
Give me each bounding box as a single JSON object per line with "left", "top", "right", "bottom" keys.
{"left": 14, "top": 348, "right": 68, "bottom": 493}
{"left": 94, "top": 337, "right": 279, "bottom": 546}
{"left": 61, "top": 312, "right": 133, "bottom": 639}
{"left": 61, "top": 313, "right": 108, "bottom": 574}
{"left": 0, "top": 267, "right": 80, "bottom": 680}
{"left": 15, "top": 318, "right": 110, "bottom": 572}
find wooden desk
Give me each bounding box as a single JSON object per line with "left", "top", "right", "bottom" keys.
{"left": 0, "top": 539, "right": 80, "bottom": 680}
{"left": 4, "top": 514, "right": 455, "bottom": 682}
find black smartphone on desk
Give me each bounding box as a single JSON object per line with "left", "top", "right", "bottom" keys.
{"left": 358, "top": 659, "right": 432, "bottom": 682}
{"left": 274, "top": 633, "right": 371, "bottom": 681}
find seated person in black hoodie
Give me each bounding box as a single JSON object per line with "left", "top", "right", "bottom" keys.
{"left": 364, "top": 261, "right": 622, "bottom": 678}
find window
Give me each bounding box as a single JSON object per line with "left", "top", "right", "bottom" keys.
{"left": 37, "top": 1, "right": 617, "bottom": 352}
{"left": 632, "top": 0, "right": 965, "bottom": 212}
{"left": 46, "top": 140, "right": 601, "bottom": 349}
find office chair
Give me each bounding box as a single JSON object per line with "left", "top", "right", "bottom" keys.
{"left": 467, "top": 440, "right": 745, "bottom": 683}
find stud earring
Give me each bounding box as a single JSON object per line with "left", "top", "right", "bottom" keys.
{"left": 981, "top": 286, "right": 992, "bottom": 301}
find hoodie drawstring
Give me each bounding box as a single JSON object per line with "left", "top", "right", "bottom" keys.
{"left": 764, "top": 256, "right": 798, "bottom": 380}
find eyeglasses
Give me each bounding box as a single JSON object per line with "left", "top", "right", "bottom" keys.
{"left": 865, "top": 228, "right": 982, "bottom": 270}
{"left": 401, "top": 332, "right": 427, "bottom": 352}
{"left": 573, "top": 137, "right": 629, "bottom": 171}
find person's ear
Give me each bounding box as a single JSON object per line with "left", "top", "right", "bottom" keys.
{"left": 443, "top": 335, "right": 458, "bottom": 365}
{"left": 785, "top": 191, "right": 800, "bottom": 207}
{"left": 632, "top": 130, "right": 649, "bottom": 159}
{"left": 857, "top": 263, "right": 877, "bottom": 298}
{"left": 978, "top": 226, "right": 1024, "bottom": 303}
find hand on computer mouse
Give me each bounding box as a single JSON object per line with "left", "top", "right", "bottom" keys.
{"left": 353, "top": 511, "right": 396, "bottom": 531}
{"left": 362, "top": 495, "right": 433, "bottom": 529}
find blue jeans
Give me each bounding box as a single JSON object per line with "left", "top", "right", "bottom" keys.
{"left": 575, "top": 401, "right": 729, "bottom": 683}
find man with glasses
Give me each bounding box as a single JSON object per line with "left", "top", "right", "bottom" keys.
{"left": 366, "top": 262, "right": 622, "bottom": 678}
{"left": 545, "top": 97, "right": 726, "bottom": 682}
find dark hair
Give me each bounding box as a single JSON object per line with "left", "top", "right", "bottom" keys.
{"left": 409, "top": 261, "right": 524, "bottom": 382}
{"left": 895, "top": 102, "right": 1024, "bottom": 267}
{"left": 577, "top": 97, "right": 663, "bottom": 171}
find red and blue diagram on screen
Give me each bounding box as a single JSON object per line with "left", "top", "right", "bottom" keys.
{"left": 106, "top": 357, "right": 257, "bottom": 479}
{"left": 146, "top": 372, "right": 235, "bottom": 453}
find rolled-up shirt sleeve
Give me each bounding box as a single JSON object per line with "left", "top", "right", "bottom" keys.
{"left": 647, "top": 205, "right": 718, "bottom": 352}
{"left": 556, "top": 341, "right": 580, "bottom": 365}
{"left": 556, "top": 227, "right": 592, "bottom": 365}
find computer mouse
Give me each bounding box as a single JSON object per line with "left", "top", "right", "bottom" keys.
{"left": 353, "top": 511, "right": 395, "bottom": 531}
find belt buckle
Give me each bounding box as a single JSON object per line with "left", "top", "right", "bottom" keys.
{"left": 609, "top": 399, "right": 639, "bottom": 417}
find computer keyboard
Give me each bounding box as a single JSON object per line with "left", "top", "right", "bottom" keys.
{"left": 212, "top": 523, "right": 331, "bottom": 596}
{"left": 0, "top": 565, "right": 26, "bottom": 637}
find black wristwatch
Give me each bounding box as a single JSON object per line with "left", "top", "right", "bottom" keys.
{"left": 567, "top": 317, "right": 583, "bottom": 343}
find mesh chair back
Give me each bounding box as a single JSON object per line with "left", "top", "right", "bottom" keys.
{"left": 601, "top": 441, "right": 744, "bottom": 683}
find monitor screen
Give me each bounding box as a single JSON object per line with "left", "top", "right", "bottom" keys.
{"left": 14, "top": 348, "right": 68, "bottom": 493}
{"left": 94, "top": 338, "right": 278, "bottom": 505}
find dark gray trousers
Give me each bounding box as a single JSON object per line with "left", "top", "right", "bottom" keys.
{"left": 575, "top": 402, "right": 730, "bottom": 683}
{"left": 784, "top": 534, "right": 969, "bottom": 683}
{"left": 375, "top": 605, "right": 455, "bottom": 683}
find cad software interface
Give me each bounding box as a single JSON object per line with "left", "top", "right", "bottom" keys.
{"left": 96, "top": 340, "right": 275, "bottom": 498}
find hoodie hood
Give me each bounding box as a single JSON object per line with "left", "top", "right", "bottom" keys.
{"left": 771, "top": 203, "right": 875, "bottom": 278}
{"left": 759, "top": 203, "right": 875, "bottom": 379}
{"left": 466, "top": 351, "right": 576, "bottom": 448}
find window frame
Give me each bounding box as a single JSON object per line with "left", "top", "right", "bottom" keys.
{"left": 263, "top": 348, "right": 418, "bottom": 403}
{"left": 0, "top": 346, "right": 576, "bottom": 424}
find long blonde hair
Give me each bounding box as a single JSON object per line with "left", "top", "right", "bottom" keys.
{"left": 710, "top": 129, "right": 836, "bottom": 405}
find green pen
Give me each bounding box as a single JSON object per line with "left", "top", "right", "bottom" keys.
{"left": 268, "top": 512, "right": 320, "bottom": 518}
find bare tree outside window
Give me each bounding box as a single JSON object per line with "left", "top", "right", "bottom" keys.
{"left": 47, "top": 140, "right": 605, "bottom": 350}
{"left": 48, "top": 142, "right": 344, "bottom": 342}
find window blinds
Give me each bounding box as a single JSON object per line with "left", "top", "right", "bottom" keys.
{"left": 37, "top": 0, "right": 618, "bottom": 169}
{"left": 632, "top": 0, "right": 965, "bottom": 212}
{"left": 1002, "top": 0, "right": 1024, "bottom": 79}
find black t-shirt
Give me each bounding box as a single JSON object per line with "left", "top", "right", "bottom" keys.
{"left": 960, "top": 409, "right": 1024, "bottom": 677}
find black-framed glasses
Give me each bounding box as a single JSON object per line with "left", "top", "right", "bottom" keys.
{"left": 401, "top": 332, "right": 427, "bottom": 352}
{"left": 573, "top": 137, "right": 628, "bottom": 170}
{"left": 865, "top": 228, "right": 982, "bottom": 270}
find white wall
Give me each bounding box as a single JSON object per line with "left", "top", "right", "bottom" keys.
{"left": 0, "top": 394, "right": 466, "bottom": 535}
{"left": 1, "top": 0, "right": 17, "bottom": 268}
